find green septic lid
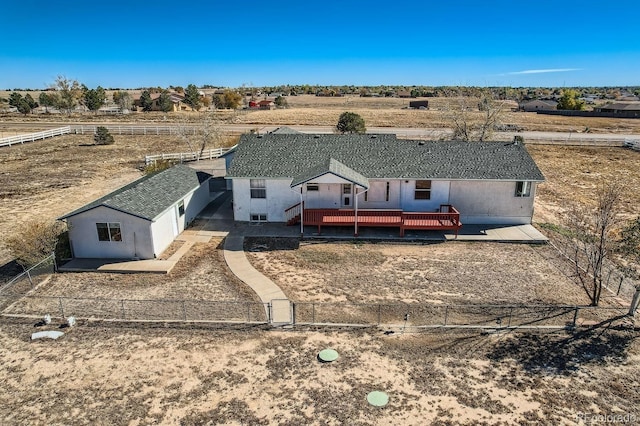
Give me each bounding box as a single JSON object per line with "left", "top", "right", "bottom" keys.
{"left": 318, "top": 348, "right": 339, "bottom": 363}
{"left": 367, "top": 391, "right": 389, "bottom": 407}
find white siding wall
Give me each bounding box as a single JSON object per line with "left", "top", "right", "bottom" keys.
{"left": 400, "top": 180, "right": 451, "bottom": 212}
{"left": 151, "top": 208, "right": 178, "bottom": 258}
{"left": 449, "top": 180, "right": 536, "bottom": 224}
{"left": 357, "top": 179, "right": 401, "bottom": 209}
{"left": 232, "top": 178, "right": 299, "bottom": 222}
{"left": 66, "top": 206, "right": 153, "bottom": 259}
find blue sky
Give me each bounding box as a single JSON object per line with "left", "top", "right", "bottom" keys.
{"left": 1, "top": 0, "right": 638, "bottom": 89}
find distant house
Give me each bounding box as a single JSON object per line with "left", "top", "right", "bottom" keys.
{"left": 397, "top": 90, "right": 412, "bottom": 98}
{"left": 226, "top": 134, "right": 544, "bottom": 236}
{"left": 134, "top": 92, "right": 194, "bottom": 112}
{"left": 59, "top": 166, "right": 212, "bottom": 260}
{"left": 519, "top": 100, "right": 558, "bottom": 112}
{"left": 409, "top": 100, "right": 429, "bottom": 109}
{"left": 594, "top": 102, "right": 640, "bottom": 118}
{"left": 258, "top": 100, "right": 276, "bottom": 110}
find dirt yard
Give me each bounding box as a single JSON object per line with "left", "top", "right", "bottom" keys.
{"left": 246, "top": 241, "right": 594, "bottom": 307}
{"left": 0, "top": 320, "right": 637, "bottom": 425}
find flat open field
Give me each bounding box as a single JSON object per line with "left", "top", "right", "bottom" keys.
{"left": 1, "top": 321, "right": 637, "bottom": 425}
{"left": 3, "top": 94, "right": 640, "bottom": 133}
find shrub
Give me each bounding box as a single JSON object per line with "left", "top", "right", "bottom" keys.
{"left": 94, "top": 126, "right": 114, "bottom": 145}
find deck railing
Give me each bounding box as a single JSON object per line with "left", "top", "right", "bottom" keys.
{"left": 284, "top": 202, "right": 303, "bottom": 224}
{"left": 287, "top": 205, "right": 462, "bottom": 236}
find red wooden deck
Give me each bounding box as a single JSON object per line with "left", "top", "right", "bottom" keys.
{"left": 286, "top": 204, "right": 462, "bottom": 237}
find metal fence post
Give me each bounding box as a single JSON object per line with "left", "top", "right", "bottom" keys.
{"left": 507, "top": 307, "right": 513, "bottom": 327}
{"left": 377, "top": 304, "right": 381, "bottom": 325}
{"left": 312, "top": 303, "right": 316, "bottom": 324}
{"left": 121, "top": 300, "right": 126, "bottom": 319}
{"left": 182, "top": 301, "right": 187, "bottom": 321}
{"left": 59, "top": 297, "right": 65, "bottom": 318}
{"left": 444, "top": 305, "right": 449, "bottom": 326}
{"left": 291, "top": 302, "right": 296, "bottom": 325}
{"left": 572, "top": 307, "right": 580, "bottom": 328}
{"left": 247, "top": 303, "right": 251, "bottom": 322}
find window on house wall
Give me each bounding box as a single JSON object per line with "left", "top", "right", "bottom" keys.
{"left": 250, "top": 179, "right": 266, "bottom": 198}
{"left": 364, "top": 191, "right": 368, "bottom": 201}
{"left": 414, "top": 180, "right": 432, "bottom": 200}
{"left": 515, "top": 181, "right": 531, "bottom": 197}
{"left": 250, "top": 213, "right": 267, "bottom": 222}
{"left": 96, "top": 222, "right": 122, "bottom": 242}
{"left": 343, "top": 184, "right": 352, "bottom": 194}
{"left": 178, "top": 200, "right": 185, "bottom": 216}
{"left": 307, "top": 183, "right": 319, "bottom": 191}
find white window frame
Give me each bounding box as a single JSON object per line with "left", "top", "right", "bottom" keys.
{"left": 414, "top": 180, "right": 432, "bottom": 200}
{"left": 250, "top": 213, "right": 267, "bottom": 222}
{"left": 250, "top": 179, "right": 266, "bottom": 198}
{"left": 96, "top": 222, "right": 122, "bottom": 242}
{"left": 515, "top": 181, "right": 531, "bottom": 197}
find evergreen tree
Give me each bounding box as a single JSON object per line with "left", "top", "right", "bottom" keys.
{"left": 184, "top": 84, "right": 201, "bottom": 111}
{"left": 336, "top": 112, "right": 366, "bottom": 134}
{"left": 140, "top": 90, "right": 153, "bottom": 112}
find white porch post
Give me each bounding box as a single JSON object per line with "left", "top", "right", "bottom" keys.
{"left": 299, "top": 187, "right": 304, "bottom": 236}
{"left": 354, "top": 185, "right": 359, "bottom": 237}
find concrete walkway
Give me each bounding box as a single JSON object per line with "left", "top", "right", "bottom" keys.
{"left": 223, "top": 236, "right": 291, "bottom": 325}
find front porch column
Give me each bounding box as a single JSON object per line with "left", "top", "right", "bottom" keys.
{"left": 354, "top": 186, "right": 359, "bottom": 237}
{"left": 299, "top": 187, "right": 304, "bottom": 236}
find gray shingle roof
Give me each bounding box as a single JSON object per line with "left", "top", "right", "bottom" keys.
{"left": 59, "top": 165, "right": 210, "bottom": 221}
{"left": 291, "top": 158, "right": 370, "bottom": 188}
{"left": 226, "top": 134, "right": 545, "bottom": 182}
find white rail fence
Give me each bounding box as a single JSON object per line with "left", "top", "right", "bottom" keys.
{"left": 72, "top": 125, "right": 199, "bottom": 136}
{"left": 624, "top": 138, "right": 640, "bottom": 151}
{"left": 0, "top": 126, "right": 71, "bottom": 147}
{"left": 145, "top": 146, "right": 234, "bottom": 165}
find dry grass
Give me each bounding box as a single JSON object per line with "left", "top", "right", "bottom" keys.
{"left": 246, "top": 242, "right": 593, "bottom": 307}
{"left": 0, "top": 322, "right": 637, "bottom": 425}
{"left": 528, "top": 145, "right": 640, "bottom": 223}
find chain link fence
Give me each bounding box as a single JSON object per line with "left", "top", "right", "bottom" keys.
{"left": 292, "top": 302, "right": 628, "bottom": 329}
{"left": 1, "top": 295, "right": 269, "bottom": 324}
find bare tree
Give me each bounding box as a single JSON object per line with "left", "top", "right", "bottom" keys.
{"left": 565, "top": 182, "right": 622, "bottom": 306}
{"left": 50, "top": 75, "right": 82, "bottom": 115}
{"left": 176, "top": 112, "right": 225, "bottom": 161}
{"left": 6, "top": 220, "right": 64, "bottom": 267}
{"left": 441, "top": 89, "right": 507, "bottom": 142}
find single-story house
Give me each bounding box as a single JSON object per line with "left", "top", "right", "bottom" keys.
{"left": 225, "top": 134, "right": 545, "bottom": 236}
{"left": 59, "top": 165, "right": 212, "bottom": 259}
{"left": 133, "top": 92, "right": 194, "bottom": 112}
{"left": 594, "top": 102, "right": 640, "bottom": 118}
{"left": 519, "top": 100, "right": 558, "bottom": 112}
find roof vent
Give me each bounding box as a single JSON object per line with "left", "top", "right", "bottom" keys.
{"left": 257, "top": 134, "right": 263, "bottom": 138}
{"left": 371, "top": 134, "right": 377, "bottom": 139}
{"left": 314, "top": 134, "right": 320, "bottom": 138}
{"left": 418, "top": 141, "right": 425, "bottom": 146}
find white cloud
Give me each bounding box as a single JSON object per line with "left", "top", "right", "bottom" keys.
{"left": 505, "top": 68, "right": 583, "bottom": 75}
